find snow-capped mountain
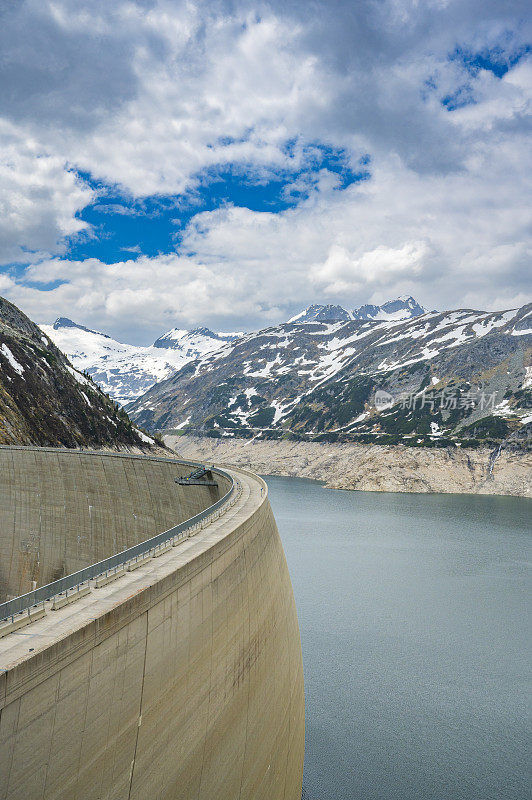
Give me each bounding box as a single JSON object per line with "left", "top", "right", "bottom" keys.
{"left": 41, "top": 299, "right": 423, "bottom": 405}
{"left": 352, "top": 295, "right": 427, "bottom": 321}
{"left": 288, "top": 295, "right": 427, "bottom": 323}
{"left": 40, "top": 318, "right": 240, "bottom": 405}
{"left": 288, "top": 304, "right": 353, "bottom": 323}
{"left": 153, "top": 326, "right": 240, "bottom": 350}
{"left": 128, "top": 303, "right": 532, "bottom": 447}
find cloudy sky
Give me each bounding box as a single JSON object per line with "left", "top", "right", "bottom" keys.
{"left": 0, "top": 0, "right": 530, "bottom": 343}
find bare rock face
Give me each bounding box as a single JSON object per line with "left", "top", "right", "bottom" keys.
{"left": 168, "top": 435, "right": 532, "bottom": 497}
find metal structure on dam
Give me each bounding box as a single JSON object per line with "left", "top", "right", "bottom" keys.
{"left": 0, "top": 447, "right": 304, "bottom": 800}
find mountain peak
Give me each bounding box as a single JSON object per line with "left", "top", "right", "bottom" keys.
{"left": 53, "top": 317, "right": 110, "bottom": 338}
{"left": 352, "top": 296, "right": 427, "bottom": 321}
{"left": 186, "top": 327, "right": 219, "bottom": 339}
{"left": 152, "top": 328, "right": 189, "bottom": 348}
{"left": 152, "top": 326, "right": 220, "bottom": 349}
{"left": 288, "top": 297, "right": 427, "bottom": 325}
{"left": 288, "top": 304, "right": 352, "bottom": 323}
{"left": 153, "top": 326, "right": 241, "bottom": 349}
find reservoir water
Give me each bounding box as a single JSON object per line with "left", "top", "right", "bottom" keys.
{"left": 266, "top": 476, "right": 531, "bottom": 800}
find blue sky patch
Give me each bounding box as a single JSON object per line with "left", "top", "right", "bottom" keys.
{"left": 441, "top": 84, "right": 476, "bottom": 111}
{"left": 441, "top": 40, "right": 530, "bottom": 110}
{"left": 62, "top": 143, "right": 370, "bottom": 265}
{"left": 450, "top": 42, "right": 531, "bottom": 79}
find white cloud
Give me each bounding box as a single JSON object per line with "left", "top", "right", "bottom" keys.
{"left": 9, "top": 129, "right": 530, "bottom": 341}
{"left": 311, "top": 242, "right": 428, "bottom": 294}
{"left": 0, "top": 122, "right": 94, "bottom": 263}
{"left": 1, "top": 2, "right": 326, "bottom": 197}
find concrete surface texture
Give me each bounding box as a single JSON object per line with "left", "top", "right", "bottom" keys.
{"left": 0, "top": 448, "right": 304, "bottom": 800}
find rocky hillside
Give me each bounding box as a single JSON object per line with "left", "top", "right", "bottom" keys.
{"left": 41, "top": 318, "right": 240, "bottom": 405}
{"left": 128, "top": 303, "right": 532, "bottom": 449}
{"left": 41, "top": 296, "right": 423, "bottom": 405}
{"left": 0, "top": 297, "right": 151, "bottom": 448}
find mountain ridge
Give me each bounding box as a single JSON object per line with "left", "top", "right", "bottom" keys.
{"left": 153, "top": 326, "right": 241, "bottom": 349}
{"left": 53, "top": 317, "right": 112, "bottom": 339}
{"left": 42, "top": 296, "right": 427, "bottom": 404}
{"left": 127, "top": 301, "right": 532, "bottom": 449}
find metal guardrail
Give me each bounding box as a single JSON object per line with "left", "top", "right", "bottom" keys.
{"left": 0, "top": 448, "right": 239, "bottom": 622}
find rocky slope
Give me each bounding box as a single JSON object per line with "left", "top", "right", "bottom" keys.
{"left": 0, "top": 297, "right": 150, "bottom": 449}
{"left": 169, "top": 434, "right": 532, "bottom": 497}
{"left": 41, "top": 318, "right": 240, "bottom": 405}
{"left": 129, "top": 302, "right": 532, "bottom": 448}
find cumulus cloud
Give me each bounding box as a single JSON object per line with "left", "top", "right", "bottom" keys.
{"left": 0, "top": 122, "right": 94, "bottom": 263}
{"left": 3, "top": 253, "right": 260, "bottom": 344}
{"left": 311, "top": 242, "right": 428, "bottom": 295}
{"left": 0, "top": 0, "right": 530, "bottom": 338}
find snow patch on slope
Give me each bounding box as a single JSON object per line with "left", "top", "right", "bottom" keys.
{"left": 1, "top": 344, "right": 24, "bottom": 377}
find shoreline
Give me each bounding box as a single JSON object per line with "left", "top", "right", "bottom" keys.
{"left": 165, "top": 434, "right": 532, "bottom": 498}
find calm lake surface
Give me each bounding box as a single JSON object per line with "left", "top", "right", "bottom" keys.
{"left": 266, "top": 476, "right": 531, "bottom": 800}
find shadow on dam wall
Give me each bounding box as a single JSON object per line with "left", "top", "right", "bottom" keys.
{"left": 0, "top": 448, "right": 304, "bottom": 800}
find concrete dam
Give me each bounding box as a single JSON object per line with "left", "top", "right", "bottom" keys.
{"left": 0, "top": 448, "right": 304, "bottom": 800}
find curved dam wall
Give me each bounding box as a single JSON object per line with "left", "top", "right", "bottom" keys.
{"left": 0, "top": 449, "right": 304, "bottom": 800}
{"left": 0, "top": 447, "right": 228, "bottom": 602}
